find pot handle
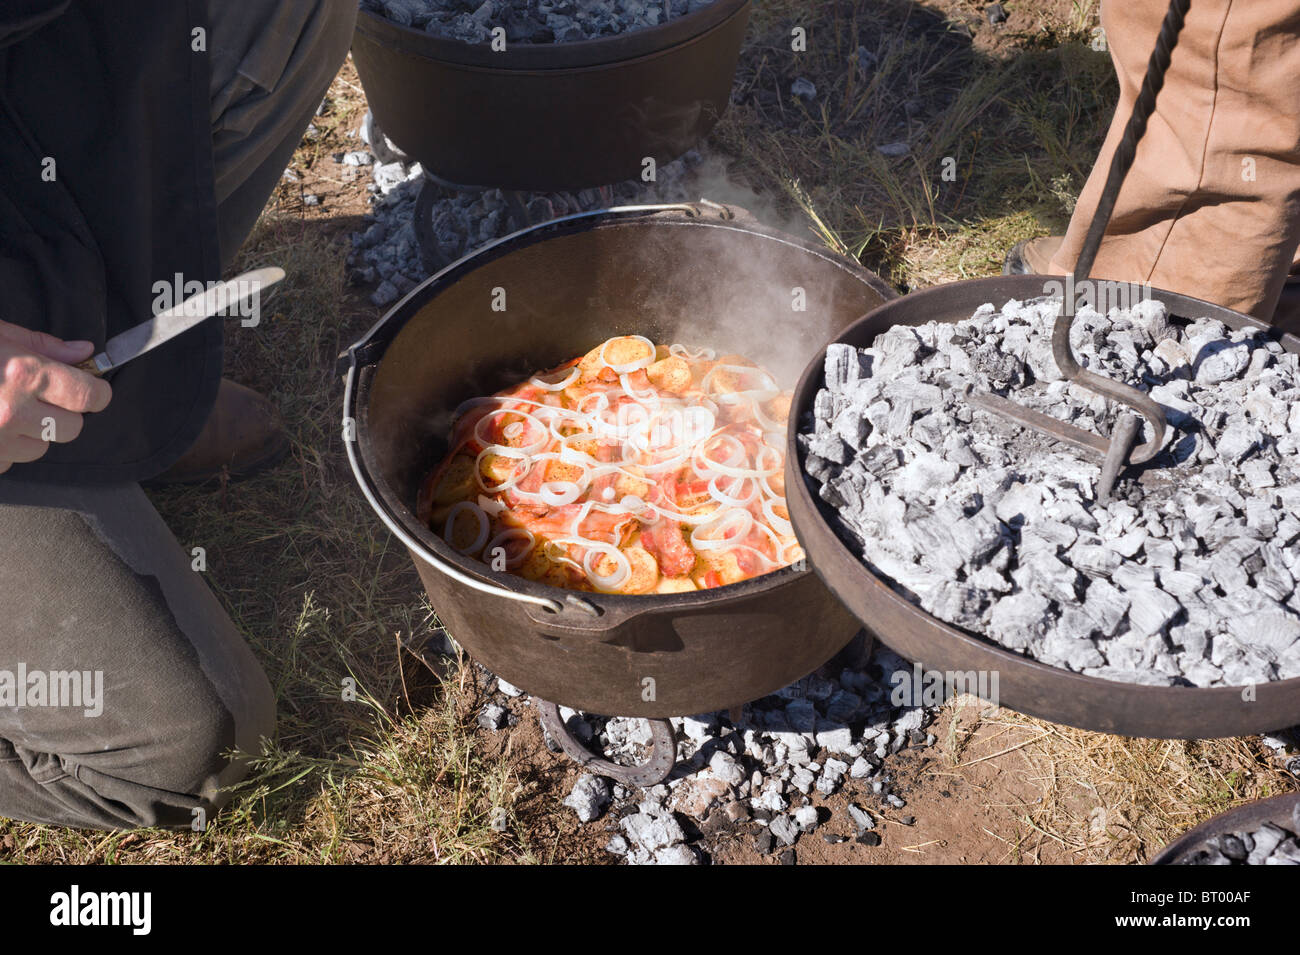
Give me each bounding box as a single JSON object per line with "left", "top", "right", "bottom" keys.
{"left": 341, "top": 359, "right": 568, "bottom": 614}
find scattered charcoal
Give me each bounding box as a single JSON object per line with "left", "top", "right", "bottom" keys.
{"left": 477, "top": 702, "right": 509, "bottom": 729}
{"left": 563, "top": 773, "right": 612, "bottom": 822}
{"left": 857, "top": 831, "right": 882, "bottom": 846}
{"left": 479, "top": 643, "right": 944, "bottom": 866}
{"left": 800, "top": 298, "right": 1300, "bottom": 688}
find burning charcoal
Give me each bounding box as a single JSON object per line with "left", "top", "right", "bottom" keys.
{"left": 986, "top": 591, "right": 1053, "bottom": 648}
{"left": 1246, "top": 823, "right": 1289, "bottom": 865}
{"left": 1020, "top": 518, "right": 1078, "bottom": 552}
{"left": 920, "top": 580, "right": 993, "bottom": 630}
{"left": 1215, "top": 423, "right": 1259, "bottom": 462}
{"left": 1226, "top": 609, "right": 1300, "bottom": 654}
{"left": 858, "top": 443, "right": 903, "bottom": 476}
{"left": 824, "top": 343, "right": 867, "bottom": 393}
{"left": 1125, "top": 586, "right": 1181, "bottom": 638}
{"left": 871, "top": 326, "right": 925, "bottom": 374}
{"left": 1065, "top": 539, "right": 1122, "bottom": 581}
{"left": 942, "top": 431, "right": 981, "bottom": 467}
{"left": 1211, "top": 537, "right": 1259, "bottom": 592}
{"left": 834, "top": 411, "right": 870, "bottom": 447}
{"left": 807, "top": 431, "right": 853, "bottom": 467}
{"left": 896, "top": 452, "right": 960, "bottom": 497}
{"left": 994, "top": 481, "right": 1044, "bottom": 526}
{"left": 1014, "top": 545, "right": 1080, "bottom": 604}
{"left": 1241, "top": 458, "right": 1277, "bottom": 489}
{"left": 1190, "top": 336, "right": 1251, "bottom": 384}
{"left": 1082, "top": 578, "right": 1131, "bottom": 637}
{"left": 1160, "top": 569, "right": 1208, "bottom": 599}
{"left": 1255, "top": 544, "right": 1295, "bottom": 602}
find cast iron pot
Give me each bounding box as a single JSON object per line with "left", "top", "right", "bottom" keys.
{"left": 786, "top": 274, "right": 1300, "bottom": 739}
{"left": 1151, "top": 791, "right": 1300, "bottom": 864}
{"left": 343, "top": 201, "right": 896, "bottom": 717}
{"left": 351, "top": 1, "right": 750, "bottom": 191}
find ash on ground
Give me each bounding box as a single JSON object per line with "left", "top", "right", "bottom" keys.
{"left": 800, "top": 298, "right": 1300, "bottom": 688}
{"left": 345, "top": 121, "right": 705, "bottom": 307}
{"left": 481, "top": 640, "right": 950, "bottom": 865}
{"left": 362, "top": 0, "right": 714, "bottom": 44}
{"left": 1178, "top": 800, "right": 1300, "bottom": 865}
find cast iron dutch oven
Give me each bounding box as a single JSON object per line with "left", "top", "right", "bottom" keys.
{"left": 1151, "top": 790, "right": 1300, "bottom": 864}
{"left": 351, "top": 1, "right": 750, "bottom": 190}
{"left": 343, "top": 201, "right": 896, "bottom": 717}
{"left": 786, "top": 274, "right": 1300, "bottom": 740}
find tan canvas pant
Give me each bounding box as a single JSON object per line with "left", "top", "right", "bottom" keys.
{"left": 1048, "top": 0, "right": 1300, "bottom": 323}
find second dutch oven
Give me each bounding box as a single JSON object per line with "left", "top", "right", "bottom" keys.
{"left": 351, "top": 1, "right": 751, "bottom": 191}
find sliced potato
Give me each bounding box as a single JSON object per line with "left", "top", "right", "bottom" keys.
{"left": 613, "top": 469, "right": 651, "bottom": 499}
{"left": 432, "top": 454, "right": 476, "bottom": 504}
{"left": 655, "top": 576, "right": 697, "bottom": 594}
{"left": 545, "top": 459, "right": 586, "bottom": 485}
{"left": 445, "top": 507, "right": 485, "bottom": 553}
{"left": 647, "top": 356, "right": 692, "bottom": 393}
{"left": 697, "top": 548, "right": 747, "bottom": 586}
{"left": 479, "top": 451, "right": 524, "bottom": 486}
{"left": 592, "top": 545, "right": 659, "bottom": 595}
{"left": 602, "top": 336, "right": 655, "bottom": 367}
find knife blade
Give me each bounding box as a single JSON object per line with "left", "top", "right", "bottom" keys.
{"left": 73, "top": 267, "right": 285, "bottom": 376}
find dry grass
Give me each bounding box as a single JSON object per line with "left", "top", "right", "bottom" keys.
{"left": 932, "top": 699, "right": 1293, "bottom": 864}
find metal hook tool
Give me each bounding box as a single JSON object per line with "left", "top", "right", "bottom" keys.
{"left": 968, "top": 0, "right": 1190, "bottom": 502}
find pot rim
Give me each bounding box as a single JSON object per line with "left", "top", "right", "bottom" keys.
{"left": 354, "top": 0, "right": 750, "bottom": 72}
{"left": 1150, "top": 791, "right": 1300, "bottom": 864}
{"left": 786, "top": 274, "right": 1300, "bottom": 701}
{"left": 343, "top": 200, "right": 897, "bottom": 618}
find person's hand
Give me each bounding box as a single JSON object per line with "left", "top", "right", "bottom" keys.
{"left": 0, "top": 320, "right": 112, "bottom": 474}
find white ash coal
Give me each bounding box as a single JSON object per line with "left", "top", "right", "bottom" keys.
{"left": 346, "top": 139, "right": 703, "bottom": 307}
{"left": 361, "top": 0, "right": 714, "bottom": 44}
{"left": 485, "top": 642, "right": 947, "bottom": 865}
{"left": 800, "top": 298, "right": 1300, "bottom": 688}
{"left": 1178, "top": 802, "right": 1300, "bottom": 865}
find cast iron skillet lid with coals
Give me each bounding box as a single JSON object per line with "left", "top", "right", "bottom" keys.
{"left": 784, "top": 273, "right": 1300, "bottom": 741}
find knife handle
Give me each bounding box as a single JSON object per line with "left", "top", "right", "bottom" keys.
{"left": 73, "top": 357, "right": 105, "bottom": 378}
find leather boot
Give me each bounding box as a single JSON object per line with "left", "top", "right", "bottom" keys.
{"left": 147, "top": 379, "right": 289, "bottom": 485}
{"left": 1002, "top": 235, "right": 1064, "bottom": 276}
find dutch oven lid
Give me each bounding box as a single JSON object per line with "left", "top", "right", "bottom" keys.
{"left": 781, "top": 275, "right": 1300, "bottom": 740}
